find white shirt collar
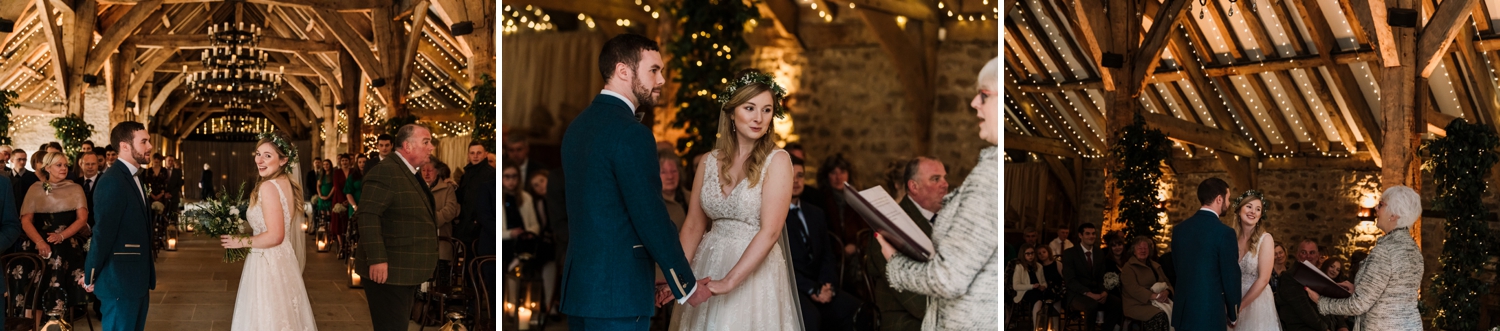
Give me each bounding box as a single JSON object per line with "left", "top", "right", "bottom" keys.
{"left": 916, "top": 205, "right": 936, "bottom": 220}
{"left": 1199, "top": 206, "right": 1220, "bottom": 218}
{"left": 120, "top": 159, "right": 140, "bottom": 175}
{"left": 394, "top": 152, "right": 419, "bottom": 174}
{"left": 600, "top": 89, "right": 637, "bottom": 113}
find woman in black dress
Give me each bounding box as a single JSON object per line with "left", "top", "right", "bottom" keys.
{"left": 17, "top": 152, "right": 90, "bottom": 314}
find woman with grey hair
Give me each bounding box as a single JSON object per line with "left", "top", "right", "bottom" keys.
{"left": 874, "top": 57, "right": 1000, "bottom": 330}
{"left": 1306, "top": 185, "right": 1423, "bottom": 330}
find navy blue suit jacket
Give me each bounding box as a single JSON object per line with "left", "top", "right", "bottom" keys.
{"left": 787, "top": 203, "right": 836, "bottom": 297}
{"left": 0, "top": 176, "right": 23, "bottom": 295}
{"left": 1171, "top": 210, "right": 1241, "bottom": 330}
{"left": 83, "top": 160, "right": 156, "bottom": 299}
{"left": 559, "top": 94, "right": 698, "bottom": 318}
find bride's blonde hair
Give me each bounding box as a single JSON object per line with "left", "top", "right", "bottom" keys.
{"left": 713, "top": 70, "right": 781, "bottom": 188}
{"left": 249, "top": 133, "right": 304, "bottom": 216}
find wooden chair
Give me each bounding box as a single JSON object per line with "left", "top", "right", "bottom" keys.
{"left": 1, "top": 253, "right": 45, "bottom": 331}
{"left": 470, "top": 255, "right": 496, "bottom": 331}
{"left": 416, "top": 237, "right": 469, "bottom": 330}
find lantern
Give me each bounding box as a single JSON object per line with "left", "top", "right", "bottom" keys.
{"left": 165, "top": 225, "right": 180, "bottom": 251}
{"left": 315, "top": 228, "right": 330, "bottom": 253}
{"left": 347, "top": 258, "right": 362, "bottom": 288}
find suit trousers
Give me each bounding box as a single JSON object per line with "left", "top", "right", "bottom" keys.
{"left": 1070, "top": 295, "right": 1101, "bottom": 331}
{"left": 798, "top": 288, "right": 860, "bottom": 331}
{"left": 568, "top": 315, "right": 650, "bottom": 331}
{"left": 99, "top": 293, "right": 149, "bottom": 331}
{"left": 364, "top": 281, "right": 418, "bottom": 331}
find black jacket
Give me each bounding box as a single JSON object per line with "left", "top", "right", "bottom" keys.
{"left": 1063, "top": 244, "right": 1110, "bottom": 302}
{"left": 787, "top": 203, "right": 836, "bottom": 297}
{"left": 1276, "top": 266, "right": 1329, "bottom": 331}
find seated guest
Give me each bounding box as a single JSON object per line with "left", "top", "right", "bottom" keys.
{"left": 500, "top": 161, "right": 541, "bottom": 265}
{"left": 1037, "top": 245, "right": 1066, "bottom": 311}
{"left": 1307, "top": 186, "right": 1423, "bottom": 330}
{"left": 865, "top": 157, "right": 943, "bottom": 331}
{"left": 1101, "top": 232, "right": 1127, "bottom": 331}
{"left": 1322, "top": 257, "right": 1348, "bottom": 283}
{"left": 1277, "top": 239, "right": 1337, "bottom": 331}
{"left": 1050, "top": 226, "right": 1074, "bottom": 259}
{"left": 1012, "top": 246, "right": 1048, "bottom": 326}
{"left": 1271, "top": 242, "right": 1288, "bottom": 293}
{"left": 1063, "top": 223, "right": 1110, "bottom": 331}
{"left": 1121, "top": 236, "right": 1171, "bottom": 331}
{"left": 784, "top": 156, "right": 857, "bottom": 331}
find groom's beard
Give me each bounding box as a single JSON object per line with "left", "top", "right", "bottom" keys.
{"left": 632, "top": 77, "right": 660, "bottom": 110}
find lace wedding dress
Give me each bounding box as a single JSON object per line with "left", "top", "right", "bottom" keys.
{"left": 1232, "top": 232, "right": 1280, "bottom": 331}
{"left": 675, "top": 149, "right": 803, "bottom": 331}
{"left": 231, "top": 180, "right": 318, "bottom": 330}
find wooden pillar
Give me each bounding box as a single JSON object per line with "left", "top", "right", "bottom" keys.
{"left": 341, "top": 51, "right": 363, "bottom": 155}
{"left": 467, "top": 0, "right": 496, "bottom": 87}
{"left": 1380, "top": 0, "right": 1425, "bottom": 246}
{"left": 321, "top": 84, "right": 337, "bottom": 159}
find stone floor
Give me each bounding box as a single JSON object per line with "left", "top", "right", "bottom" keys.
{"left": 57, "top": 231, "right": 427, "bottom": 330}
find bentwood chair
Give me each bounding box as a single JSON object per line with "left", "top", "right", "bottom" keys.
{"left": 1, "top": 253, "right": 45, "bottom": 331}
{"left": 470, "top": 255, "right": 496, "bottom": 331}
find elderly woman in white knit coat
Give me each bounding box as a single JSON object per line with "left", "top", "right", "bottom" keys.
{"left": 874, "top": 57, "right": 1000, "bottom": 330}
{"left": 1306, "top": 186, "right": 1423, "bottom": 331}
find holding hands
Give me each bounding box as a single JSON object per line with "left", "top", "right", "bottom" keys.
{"left": 655, "top": 277, "right": 716, "bottom": 307}
{"left": 811, "top": 283, "right": 835, "bottom": 303}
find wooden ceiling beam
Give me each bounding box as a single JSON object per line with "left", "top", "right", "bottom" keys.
{"left": 1017, "top": 51, "right": 1381, "bottom": 93}
{"left": 1301, "top": 67, "right": 1360, "bottom": 154}
{"left": 828, "top": 0, "right": 935, "bottom": 23}
{"left": 1013, "top": 2, "right": 1080, "bottom": 82}
{"left": 1212, "top": 75, "right": 1272, "bottom": 154}
{"left": 128, "top": 34, "right": 341, "bottom": 53}
{"left": 1245, "top": 74, "right": 1300, "bottom": 153}
{"left": 1230, "top": 0, "right": 1280, "bottom": 60}
{"left": 1060, "top": 0, "right": 1113, "bottom": 90}
{"left": 312, "top": 8, "right": 385, "bottom": 82}
{"left": 97, "top": 0, "right": 381, "bottom": 11}
{"left": 1140, "top": 111, "right": 1256, "bottom": 157}
{"left": 1005, "top": 132, "right": 1081, "bottom": 158}
{"left": 1202, "top": 0, "right": 1243, "bottom": 63}
{"left": 396, "top": 1, "right": 431, "bottom": 113}
{"left": 1337, "top": 0, "right": 1373, "bottom": 51}
{"left": 1442, "top": 52, "right": 1484, "bottom": 124}
{"left": 83, "top": 0, "right": 163, "bottom": 78}
{"left": 1271, "top": 0, "right": 1308, "bottom": 55}
{"left": 1349, "top": 0, "right": 1396, "bottom": 67}
{"left": 1416, "top": 0, "right": 1475, "bottom": 77}
{"left": 1273, "top": 70, "right": 1330, "bottom": 153}
{"left": 36, "top": 0, "right": 69, "bottom": 101}
{"left": 1039, "top": 91, "right": 1106, "bottom": 153}
{"left": 146, "top": 73, "right": 182, "bottom": 116}
{"left": 1128, "top": 0, "right": 1191, "bottom": 96}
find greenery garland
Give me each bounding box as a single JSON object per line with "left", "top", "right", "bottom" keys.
{"left": 1111, "top": 113, "right": 1172, "bottom": 240}
{"left": 1422, "top": 118, "right": 1499, "bottom": 331}
{"left": 466, "top": 75, "right": 497, "bottom": 153}
{"left": 384, "top": 114, "right": 421, "bottom": 137}
{"left": 663, "top": 0, "right": 757, "bottom": 157}
{"left": 49, "top": 114, "right": 94, "bottom": 161}
{"left": 0, "top": 90, "right": 14, "bottom": 145}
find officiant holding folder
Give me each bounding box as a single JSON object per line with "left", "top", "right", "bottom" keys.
{"left": 873, "top": 58, "right": 1000, "bottom": 329}
{"left": 1305, "top": 186, "right": 1423, "bottom": 330}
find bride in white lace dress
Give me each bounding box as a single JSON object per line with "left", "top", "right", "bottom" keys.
{"left": 673, "top": 70, "right": 803, "bottom": 330}
{"left": 1230, "top": 190, "right": 1279, "bottom": 331}
{"left": 221, "top": 133, "right": 317, "bottom": 330}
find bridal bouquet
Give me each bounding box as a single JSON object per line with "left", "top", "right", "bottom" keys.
{"left": 1103, "top": 272, "right": 1120, "bottom": 290}
{"left": 185, "top": 183, "right": 251, "bottom": 262}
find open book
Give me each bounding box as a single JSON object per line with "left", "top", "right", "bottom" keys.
{"left": 1294, "top": 260, "right": 1352, "bottom": 299}
{"left": 841, "top": 183, "right": 935, "bottom": 262}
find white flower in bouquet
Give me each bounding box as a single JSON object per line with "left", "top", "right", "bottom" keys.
{"left": 229, "top": 208, "right": 239, "bottom": 216}
{"left": 151, "top": 201, "right": 165, "bottom": 212}
{"left": 332, "top": 203, "right": 347, "bottom": 214}
{"left": 1103, "top": 272, "right": 1120, "bottom": 290}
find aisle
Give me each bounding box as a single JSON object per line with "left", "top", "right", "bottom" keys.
{"left": 133, "top": 230, "right": 423, "bottom": 330}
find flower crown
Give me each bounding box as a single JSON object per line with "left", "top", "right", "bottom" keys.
{"left": 1232, "top": 189, "right": 1266, "bottom": 211}
{"left": 257, "top": 132, "right": 299, "bottom": 173}
{"left": 716, "top": 71, "right": 788, "bottom": 119}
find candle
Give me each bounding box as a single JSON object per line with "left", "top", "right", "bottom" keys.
{"left": 517, "top": 307, "right": 532, "bottom": 330}
{"left": 166, "top": 238, "right": 176, "bottom": 249}
{"left": 351, "top": 272, "right": 362, "bottom": 286}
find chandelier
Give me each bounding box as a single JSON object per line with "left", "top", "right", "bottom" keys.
{"left": 186, "top": 22, "right": 283, "bottom": 105}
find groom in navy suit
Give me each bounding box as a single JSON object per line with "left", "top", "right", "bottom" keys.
{"left": 1171, "top": 177, "right": 1242, "bottom": 330}
{"left": 81, "top": 121, "right": 156, "bottom": 331}
{"left": 559, "top": 33, "right": 709, "bottom": 331}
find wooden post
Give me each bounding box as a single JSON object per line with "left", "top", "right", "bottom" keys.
{"left": 467, "top": 0, "right": 495, "bottom": 87}
{"left": 321, "top": 84, "right": 337, "bottom": 160}
{"left": 342, "top": 51, "right": 363, "bottom": 156}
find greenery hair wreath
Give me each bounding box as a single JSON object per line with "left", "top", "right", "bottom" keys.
{"left": 257, "top": 132, "right": 298, "bottom": 173}
{"left": 1231, "top": 189, "right": 1267, "bottom": 213}
{"left": 716, "top": 71, "right": 788, "bottom": 119}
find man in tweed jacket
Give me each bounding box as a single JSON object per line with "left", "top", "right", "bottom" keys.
{"left": 355, "top": 124, "right": 439, "bottom": 331}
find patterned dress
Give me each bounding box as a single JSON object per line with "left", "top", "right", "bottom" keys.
{"left": 15, "top": 181, "right": 89, "bottom": 310}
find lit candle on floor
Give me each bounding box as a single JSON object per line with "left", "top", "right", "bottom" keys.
{"left": 517, "top": 307, "right": 532, "bottom": 330}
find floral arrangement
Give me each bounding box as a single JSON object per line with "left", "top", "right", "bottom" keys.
{"left": 331, "top": 203, "right": 346, "bottom": 214}
{"left": 185, "top": 183, "right": 251, "bottom": 262}
{"left": 1103, "top": 272, "right": 1121, "bottom": 290}
{"left": 151, "top": 201, "right": 165, "bottom": 213}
